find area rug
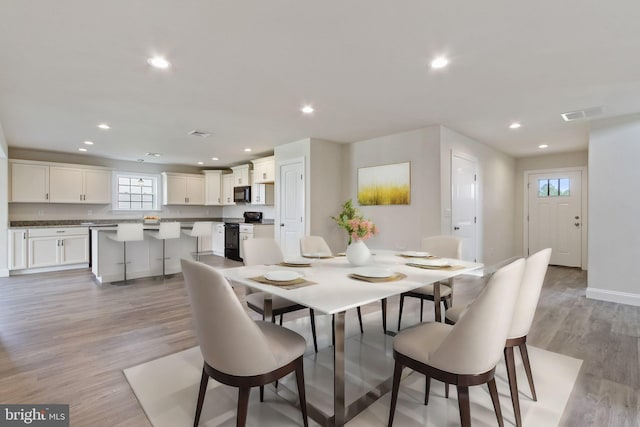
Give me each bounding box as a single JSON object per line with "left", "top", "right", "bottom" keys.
{"left": 124, "top": 313, "right": 582, "bottom": 426}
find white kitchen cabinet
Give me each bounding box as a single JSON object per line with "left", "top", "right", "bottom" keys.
{"left": 50, "top": 167, "right": 112, "bottom": 204}
{"left": 203, "top": 170, "right": 224, "bottom": 206}
{"left": 27, "top": 227, "right": 89, "bottom": 269}
{"left": 8, "top": 229, "right": 28, "bottom": 270}
{"left": 222, "top": 173, "right": 236, "bottom": 205}
{"left": 231, "top": 164, "right": 250, "bottom": 187}
{"left": 162, "top": 173, "right": 205, "bottom": 205}
{"left": 9, "top": 161, "right": 50, "bottom": 202}
{"left": 251, "top": 156, "right": 275, "bottom": 183}
{"left": 213, "top": 222, "right": 225, "bottom": 256}
{"left": 251, "top": 182, "right": 274, "bottom": 205}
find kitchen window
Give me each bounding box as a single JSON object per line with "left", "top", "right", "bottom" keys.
{"left": 112, "top": 172, "right": 161, "bottom": 211}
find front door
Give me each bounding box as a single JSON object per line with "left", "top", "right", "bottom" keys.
{"left": 278, "top": 159, "right": 305, "bottom": 259}
{"left": 451, "top": 153, "right": 478, "bottom": 262}
{"left": 528, "top": 171, "right": 582, "bottom": 267}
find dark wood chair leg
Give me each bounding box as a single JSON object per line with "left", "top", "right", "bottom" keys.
{"left": 381, "top": 298, "right": 387, "bottom": 332}
{"left": 331, "top": 314, "right": 335, "bottom": 347}
{"left": 445, "top": 382, "right": 449, "bottom": 398}
{"left": 488, "top": 377, "right": 504, "bottom": 427}
{"left": 271, "top": 315, "right": 276, "bottom": 323}
{"left": 519, "top": 342, "right": 537, "bottom": 401}
{"left": 397, "top": 294, "right": 405, "bottom": 331}
{"left": 309, "top": 309, "right": 318, "bottom": 353}
{"left": 388, "top": 360, "right": 403, "bottom": 427}
{"left": 279, "top": 314, "right": 283, "bottom": 325}
{"left": 294, "top": 358, "right": 309, "bottom": 427}
{"left": 356, "top": 306, "right": 364, "bottom": 333}
{"left": 424, "top": 375, "right": 431, "bottom": 405}
{"left": 457, "top": 385, "right": 471, "bottom": 427}
{"left": 194, "top": 366, "right": 209, "bottom": 427}
{"left": 259, "top": 385, "right": 264, "bottom": 402}
{"left": 420, "top": 298, "right": 424, "bottom": 322}
{"left": 505, "top": 346, "right": 522, "bottom": 427}
{"left": 237, "top": 387, "right": 250, "bottom": 427}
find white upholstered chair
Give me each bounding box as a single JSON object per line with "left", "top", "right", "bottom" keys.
{"left": 181, "top": 259, "right": 308, "bottom": 427}
{"left": 243, "top": 238, "right": 318, "bottom": 353}
{"left": 388, "top": 258, "right": 525, "bottom": 427}
{"left": 182, "top": 221, "right": 214, "bottom": 261}
{"left": 147, "top": 222, "right": 181, "bottom": 278}
{"left": 445, "top": 248, "right": 552, "bottom": 427}
{"left": 106, "top": 223, "right": 144, "bottom": 285}
{"left": 397, "top": 235, "right": 462, "bottom": 328}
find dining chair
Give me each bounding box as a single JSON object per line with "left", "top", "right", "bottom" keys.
{"left": 388, "top": 258, "right": 525, "bottom": 427}
{"left": 147, "top": 222, "right": 181, "bottom": 278}
{"left": 243, "top": 238, "right": 319, "bottom": 353}
{"left": 106, "top": 223, "right": 144, "bottom": 285}
{"left": 183, "top": 221, "right": 214, "bottom": 261}
{"left": 397, "top": 235, "right": 462, "bottom": 328}
{"left": 181, "top": 259, "right": 308, "bottom": 427}
{"left": 445, "top": 248, "right": 552, "bottom": 427}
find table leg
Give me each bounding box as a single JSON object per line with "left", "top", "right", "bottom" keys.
{"left": 434, "top": 283, "right": 442, "bottom": 322}
{"left": 334, "top": 311, "right": 346, "bottom": 427}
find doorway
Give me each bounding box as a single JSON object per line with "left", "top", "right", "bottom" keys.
{"left": 278, "top": 158, "right": 305, "bottom": 259}
{"left": 451, "top": 152, "right": 478, "bottom": 262}
{"left": 526, "top": 169, "right": 585, "bottom": 267}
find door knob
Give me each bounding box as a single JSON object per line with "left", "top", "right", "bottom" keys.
{"left": 574, "top": 216, "right": 580, "bottom": 220}
{"left": 280, "top": 223, "right": 285, "bottom": 227}
{"left": 574, "top": 222, "right": 580, "bottom": 227}
{"left": 453, "top": 226, "right": 460, "bottom": 231}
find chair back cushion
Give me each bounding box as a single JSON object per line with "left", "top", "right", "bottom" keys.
{"left": 300, "top": 236, "right": 332, "bottom": 257}
{"left": 428, "top": 258, "right": 525, "bottom": 375}
{"left": 242, "top": 238, "right": 284, "bottom": 266}
{"left": 117, "top": 223, "right": 144, "bottom": 241}
{"left": 421, "top": 235, "right": 462, "bottom": 259}
{"left": 157, "top": 222, "right": 181, "bottom": 239}
{"left": 181, "top": 259, "right": 279, "bottom": 376}
{"left": 509, "top": 248, "right": 552, "bottom": 338}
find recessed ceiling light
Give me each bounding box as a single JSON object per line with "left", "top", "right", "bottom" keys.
{"left": 301, "top": 105, "right": 314, "bottom": 114}
{"left": 78, "top": 148, "right": 87, "bottom": 152}
{"left": 244, "top": 148, "right": 252, "bottom": 152}
{"left": 211, "top": 157, "right": 219, "bottom": 161}
{"left": 509, "top": 122, "right": 521, "bottom": 129}
{"left": 197, "top": 161, "right": 204, "bottom": 165}
{"left": 145, "top": 152, "right": 162, "bottom": 157}
{"left": 84, "top": 140, "right": 94, "bottom": 145}
{"left": 538, "top": 144, "right": 549, "bottom": 149}
{"left": 430, "top": 56, "right": 449, "bottom": 69}
{"left": 97, "top": 123, "right": 110, "bottom": 130}
{"left": 147, "top": 56, "right": 170, "bottom": 69}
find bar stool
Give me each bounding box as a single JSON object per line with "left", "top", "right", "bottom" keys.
{"left": 107, "top": 223, "right": 144, "bottom": 285}
{"left": 147, "top": 222, "right": 181, "bottom": 278}
{"left": 183, "top": 221, "right": 214, "bottom": 261}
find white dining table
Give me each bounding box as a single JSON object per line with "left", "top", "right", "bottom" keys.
{"left": 222, "top": 250, "right": 483, "bottom": 427}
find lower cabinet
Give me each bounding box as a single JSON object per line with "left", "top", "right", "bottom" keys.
{"left": 26, "top": 227, "right": 89, "bottom": 269}
{"left": 8, "top": 229, "right": 28, "bottom": 270}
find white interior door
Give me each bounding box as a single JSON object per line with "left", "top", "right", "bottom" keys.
{"left": 278, "top": 160, "right": 305, "bottom": 259}
{"left": 528, "top": 171, "right": 582, "bottom": 267}
{"left": 451, "top": 153, "right": 478, "bottom": 262}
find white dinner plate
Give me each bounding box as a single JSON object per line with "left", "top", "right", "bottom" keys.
{"left": 264, "top": 270, "right": 303, "bottom": 281}
{"left": 352, "top": 267, "right": 394, "bottom": 278}
{"left": 400, "top": 250, "right": 430, "bottom": 257}
{"left": 283, "top": 258, "right": 311, "bottom": 265}
{"left": 409, "top": 259, "right": 450, "bottom": 267}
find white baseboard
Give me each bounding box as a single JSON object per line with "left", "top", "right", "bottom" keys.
{"left": 586, "top": 287, "right": 640, "bottom": 307}
{"left": 0, "top": 268, "right": 9, "bottom": 277}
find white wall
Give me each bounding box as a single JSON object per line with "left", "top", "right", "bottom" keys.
{"left": 440, "top": 126, "right": 516, "bottom": 265}
{"left": 587, "top": 115, "right": 640, "bottom": 306}
{"left": 514, "top": 150, "right": 588, "bottom": 257}
{"left": 346, "top": 127, "right": 441, "bottom": 251}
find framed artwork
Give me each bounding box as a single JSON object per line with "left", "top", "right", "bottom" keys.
{"left": 357, "top": 161, "right": 410, "bottom": 205}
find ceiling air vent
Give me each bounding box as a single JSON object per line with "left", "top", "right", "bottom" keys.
{"left": 188, "top": 130, "right": 212, "bottom": 138}
{"left": 561, "top": 106, "right": 604, "bottom": 122}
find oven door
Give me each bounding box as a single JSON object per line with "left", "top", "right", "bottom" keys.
{"left": 224, "top": 223, "right": 241, "bottom": 260}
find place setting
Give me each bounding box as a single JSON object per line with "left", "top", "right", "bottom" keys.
{"left": 396, "top": 250, "right": 437, "bottom": 259}
{"left": 405, "top": 258, "right": 466, "bottom": 271}
{"left": 348, "top": 266, "right": 407, "bottom": 283}
{"left": 278, "top": 258, "right": 313, "bottom": 267}
{"left": 249, "top": 269, "right": 317, "bottom": 289}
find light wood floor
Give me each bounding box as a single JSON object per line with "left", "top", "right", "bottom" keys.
{"left": 0, "top": 258, "right": 637, "bottom": 426}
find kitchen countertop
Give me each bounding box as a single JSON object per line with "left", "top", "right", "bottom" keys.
{"left": 9, "top": 217, "right": 275, "bottom": 228}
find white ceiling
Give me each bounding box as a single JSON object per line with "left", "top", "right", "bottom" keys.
{"left": 1, "top": 1, "right": 639, "bottom": 167}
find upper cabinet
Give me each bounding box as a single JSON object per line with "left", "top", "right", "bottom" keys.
{"left": 221, "top": 173, "right": 235, "bottom": 205}
{"left": 9, "top": 160, "right": 111, "bottom": 204}
{"left": 231, "top": 164, "right": 250, "bottom": 187}
{"left": 162, "top": 172, "right": 205, "bottom": 205}
{"left": 203, "top": 170, "right": 225, "bottom": 206}
{"left": 251, "top": 156, "right": 275, "bottom": 183}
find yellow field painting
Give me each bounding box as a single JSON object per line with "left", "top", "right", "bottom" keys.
{"left": 358, "top": 184, "right": 410, "bottom": 205}
{"left": 357, "top": 162, "right": 411, "bottom": 205}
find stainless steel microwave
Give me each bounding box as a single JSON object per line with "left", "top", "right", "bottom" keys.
{"left": 233, "top": 186, "right": 251, "bottom": 203}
